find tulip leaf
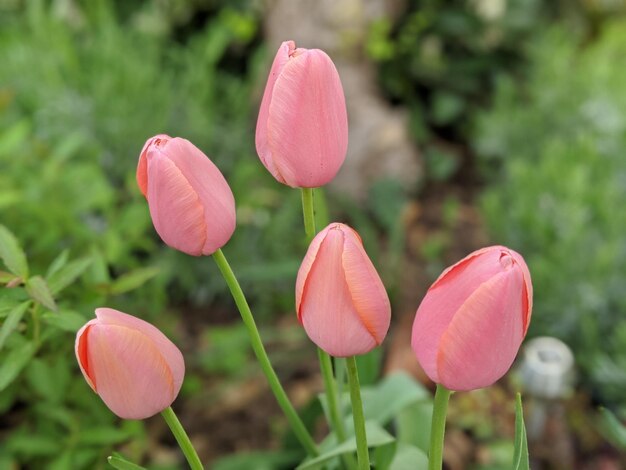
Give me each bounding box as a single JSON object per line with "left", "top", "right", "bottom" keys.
{"left": 297, "top": 421, "right": 395, "bottom": 470}
{"left": 512, "top": 393, "right": 530, "bottom": 470}
{"left": 107, "top": 453, "right": 147, "bottom": 470}
{"left": 387, "top": 443, "right": 429, "bottom": 470}
{"left": 79, "top": 427, "right": 133, "bottom": 446}
{"left": 109, "top": 266, "right": 160, "bottom": 295}
{"left": 0, "top": 340, "right": 36, "bottom": 392}
{"left": 212, "top": 450, "right": 300, "bottom": 470}
{"left": 598, "top": 407, "right": 626, "bottom": 450}
{"left": 25, "top": 275, "right": 57, "bottom": 312}
{"left": 0, "top": 224, "right": 28, "bottom": 279}
{"left": 0, "top": 301, "right": 30, "bottom": 352}
{"left": 47, "top": 256, "right": 92, "bottom": 294}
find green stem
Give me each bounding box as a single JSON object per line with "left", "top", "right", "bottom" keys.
{"left": 346, "top": 357, "right": 370, "bottom": 470}
{"left": 319, "top": 350, "right": 357, "bottom": 470}
{"left": 212, "top": 249, "right": 318, "bottom": 457}
{"left": 301, "top": 187, "right": 316, "bottom": 241}
{"left": 160, "top": 406, "right": 203, "bottom": 470}
{"left": 428, "top": 384, "right": 452, "bottom": 470}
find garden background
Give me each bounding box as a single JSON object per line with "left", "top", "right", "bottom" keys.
{"left": 1, "top": 0, "right": 625, "bottom": 468}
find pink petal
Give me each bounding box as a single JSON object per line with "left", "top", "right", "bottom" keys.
{"left": 95, "top": 308, "right": 185, "bottom": 393}
{"left": 255, "top": 41, "right": 295, "bottom": 184}
{"left": 509, "top": 249, "right": 533, "bottom": 333}
{"left": 341, "top": 228, "right": 390, "bottom": 345}
{"left": 146, "top": 150, "right": 206, "bottom": 256}
{"left": 157, "top": 138, "right": 236, "bottom": 255}
{"left": 437, "top": 267, "right": 525, "bottom": 391}
{"left": 295, "top": 225, "right": 327, "bottom": 321}
{"left": 266, "top": 49, "right": 348, "bottom": 188}
{"left": 137, "top": 134, "right": 170, "bottom": 197}
{"left": 75, "top": 320, "right": 98, "bottom": 391}
{"left": 87, "top": 323, "right": 177, "bottom": 419}
{"left": 299, "top": 227, "right": 377, "bottom": 357}
{"left": 411, "top": 246, "right": 515, "bottom": 381}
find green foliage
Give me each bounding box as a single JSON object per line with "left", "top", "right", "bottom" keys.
{"left": 512, "top": 394, "right": 529, "bottom": 470}
{"left": 475, "top": 20, "right": 626, "bottom": 406}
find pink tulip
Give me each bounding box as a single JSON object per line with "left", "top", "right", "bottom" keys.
{"left": 75, "top": 308, "right": 185, "bottom": 419}
{"left": 411, "top": 246, "right": 533, "bottom": 391}
{"left": 255, "top": 41, "right": 348, "bottom": 188}
{"left": 296, "top": 223, "right": 391, "bottom": 357}
{"left": 137, "top": 135, "right": 236, "bottom": 256}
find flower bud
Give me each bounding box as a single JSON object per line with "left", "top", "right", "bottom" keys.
{"left": 137, "top": 135, "right": 236, "bottom": 256}
{"left": 75, "top": 308, "right": 185, "bottom": 419}
{"left": 256, "top": 41, "right": 348, "bottom": 188}
{"left": 411, "top": 246, "right": 533, "bottom": 391}
{"left": 296, "top": 223, "right": 391, "bottom": 357}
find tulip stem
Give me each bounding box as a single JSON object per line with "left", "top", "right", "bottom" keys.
{"left": 301, "top": 187, "right": 316, "bottom": 240}
{"left": 212, "top": 249, "right": 319, "bottom": 457}
{"left": 161, "top": 406, "right": 203, "bottom": 470}
{"left": 346, "top": 356, "right": 370, "bottom": 470}
{"left": 428, "top": 384, "right": 452, "bottom": 470}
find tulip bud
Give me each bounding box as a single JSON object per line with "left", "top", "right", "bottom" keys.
{"left": 137, "top": 135, "right": 236, "bottom": 256}
{"left": 75, "top": 308, "right": 185, "bottom": 419}
{"left": 411, "top": 246, "right": 533, "bottom": 391}
{"left": 255, "top": 41, "right": 348, "bottom": 188}
{"left": 296, "top": 223, "right": 391, "bottom": 357}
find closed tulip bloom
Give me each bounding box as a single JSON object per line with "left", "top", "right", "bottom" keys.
{"left": 137, "top": 134, "right": 236, "bottom": 256}
{"left": 256, "top": 41, "right": 348, "bottom": 188}
{"left": 411, "top": 246, "right": 533, "bottom": 391}
{"left": 296, "top": 223, "right": 391, "bottom": 357}
{"left": 75, "top": 308, "right": 185, "bottom": 420}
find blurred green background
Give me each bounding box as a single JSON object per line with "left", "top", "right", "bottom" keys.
{"left": 1, "top": 0, "right": 626, "bottom": 468}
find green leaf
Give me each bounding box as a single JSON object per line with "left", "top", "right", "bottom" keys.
{"left": 46, "top": 250, "right": 69, "bottom": 278}
{"left": 109, "top": 267, "right": 160, "bottom": 295}
{"left": 0, "top": 340, "right": 37, "bottom": 392}
{"left": 107, "top": 454, "right": 147, "bottom": 470}
{"left": 25, "top": 275, "right": 57, "bottom": 311}
{"left": 79, "top": 427, "right": 133, "bottom": 446}
{"left": 41, "top": 310, "right": 87, "bottom": 332}
{"left": 213, "top": 451, "right": 299, "bottom": 470}
{"left": 297, "top": 421, "right": 395, "bottom": 470}
{"left": 0, "top": 225, "right": 28, "bottom": 278}
{"left": 598, "top": 408, "right": 626, "bottom": 450}
{"left": 396, "top": 400, "right": 433, "bottom": 454}
{"left": 512, "top": 393, "right": 529, "bottom": 470}
{"left": 388, "top": 443, "right": 428, "bottom": 470}
{"left": 361, "top": 372, "right": 430, "bottom": 424}
{"left": 47, "top": 256, "right": 92, "bottom": 294}
{"left": 0, "top": 301, "right": 30, "bottom": 351}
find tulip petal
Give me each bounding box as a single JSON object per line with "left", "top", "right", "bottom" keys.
{"left": 436, "top": 268, "right": 525, "bottom": 391}
{"left": 256, "top": 41, "right": 295, "bottom": 184}
{"left": 341, "top": 230, "right": 390, "bottom": 345}
{"left": 157, "top": 138, "right": 236, "bottom": 255}
{"left": 75, "top": 320, "right": 97, "bottom": 391}
{"left": 137, "top": 134, "right": 170, "bottom": 197}
{"left": 299, "top": 227, "right": 377, "bottom": 357}
{"left": 267, "top": 49, "right": 348, "bottom": 188}
{"left": 295, "top": 228, "right": 326, "bottom": 321}
{"left": 411, "top": 246, "right": 517, "bottom": 382}
{"left": 95, "top": 308, "right": 185, "bottom": 394}
{"left": 87, "top": 323, "right": 176, "bottom": 419}
{"left": 146, "top": 150, "right": 206, "bottom": 256}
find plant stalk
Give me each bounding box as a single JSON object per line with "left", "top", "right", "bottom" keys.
{"left": 428, "top": 384, "right": 452, "bottom": 470}
{"left": 346, "top": 356, "right": 370, "bottom": 470}
{"left": 160, "top": 406, "right": 203, "bottom": 470}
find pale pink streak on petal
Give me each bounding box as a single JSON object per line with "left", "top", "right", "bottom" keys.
{"left": 95, "top": 308, "right": 185, "bottom": 394}
{"left": 87, "top": 324, "right": 176, "bottom": 420}
{"left": 158, "top": 138, "right": 236, "bottom": 255}
{"left": 299, "top": 227, "right": 376, "bottom": 357}
{"left": 295, "top": 226, "right": 327, "bottom": 321}
{"left": 411, "top": 245, "right": 515, "bottom": 381}
{"left": 146, "top": 151, "right": 206, "bottom": 256}
{"left": 341, "top": 229, "right": 391, "bottom": 345}
{"left": 75, "top": 320, "right": 97, "bottom": 391}
{"left": 436, "top": 268, "right": 525, "bottom": 391}
{"left": 255, "top": 41, "right": 294, "bottom": 184}
{"left": 267, "top": 49, "right": 348, "bottom": 188}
